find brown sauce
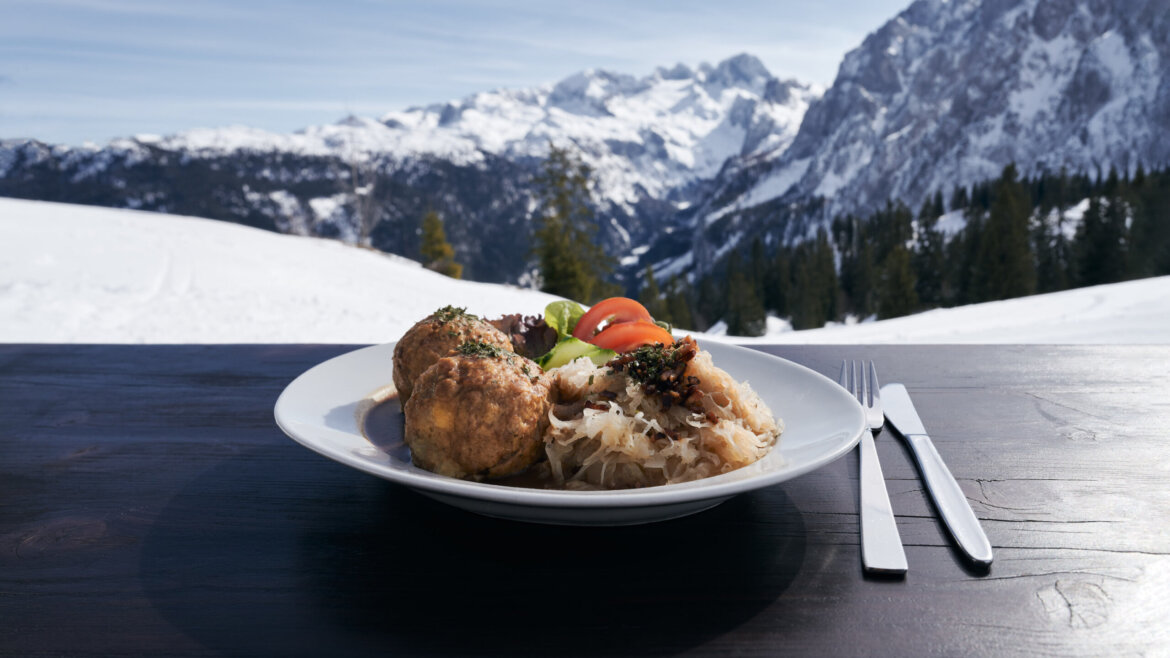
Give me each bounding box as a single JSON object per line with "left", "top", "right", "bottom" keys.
{"left": 360, "top": 394, "right": 557, "bottom": 490}
{"left": 361, "top": 393, "right": 406, "bottom": 451}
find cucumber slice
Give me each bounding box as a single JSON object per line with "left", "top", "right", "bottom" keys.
{"left": 538, "top": 337, "right": 616, "bottom": 370}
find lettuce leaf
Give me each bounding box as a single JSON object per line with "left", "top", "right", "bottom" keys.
{"left": 544, "top": 300, "right": 586, "bottom": 340}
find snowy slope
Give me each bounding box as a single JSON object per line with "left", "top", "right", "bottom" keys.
{"left": 0, "top": 199, "right": 561, "bottom": 343}
{"left": 712, "top": 277, "right": 1170, "bottom": 345}
{"left": 2, "top": 199, "right": 1166, "bottom": 344}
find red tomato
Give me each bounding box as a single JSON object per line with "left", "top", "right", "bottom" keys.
{"left": 572, "top": 297, "right": 654, "bottom": 341}
{"left": 588, "top": 321, "right": 675, "bottom": 352}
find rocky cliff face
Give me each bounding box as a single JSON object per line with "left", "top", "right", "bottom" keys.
{"left": 665, "top": 0, "right": 1170, "bottom": 278}
{"left": 792, "top": 0, "right": 1168, "bottom": 214}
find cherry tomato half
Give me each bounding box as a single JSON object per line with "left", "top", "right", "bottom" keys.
{"left": 572, "top": 297, "right": 654, "bottom": 341}
{"left": 588, "top": 321, "right": 675, "bottom": 352}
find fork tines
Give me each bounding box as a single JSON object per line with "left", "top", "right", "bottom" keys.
{"left": 840, "top": 361, "right": 883, "bottom": 421}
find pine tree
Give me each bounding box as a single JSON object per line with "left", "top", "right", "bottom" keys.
{"left": 788, "top": 231, "right": 838, "bottom": 330}
{"left": 1041, "top": 168, "right": 1075, "bottom": 292}
{"left": 877, "top": 243, "right": 918, "bottom": 319}
{"left": 932, "top": 190, "right": 945, "bottom": 218}
{"left": 790, "top": 246, "right": 823, "bottom": 330}
{"left": 1152, "top": 172, "right": 1170, "bottom": 275}
{"left": 1032, "top": 206, "right": 1070, "bottom": 293}
{"left": 813, "top": 229, "right": 840, "bottom": 322}
{"left": 665, "top": 276, "right": 695, "bottom": 330}
{"left": 724, "top": 254, "right": 766, "bottom": 336}
{"left": 836, "top": 215, "right": 863, "bottom": 317}
{"left": 854, "top": 242, "right": 877, "bottom": 316}
{"left": 532, "top": 144, "right": 618, "bottom": 303}
{"left": 764, "top": 247, "right": 791, "bottom": 317}
{"left": 1037, "top": 167, "right": 1069, "bottom": 213}
{"left": 695, "top": 274, "right": 721, "bottom": 331}
{"left": 1075, "top": 193, "right": 1127, "bottom": 286}
{"left": 971, "top": 181, "right": 992, "bottom": 211}
{"left": 419, "top": 210, "right": 463, "bottom": 279}
{"left": 914, "top": 203, "right": 946, "bottom": 307}
{"left": 950, "top": 209, "right": 983, "bottom": 306}
{"left": 1103, "top": 166, "right": 1121, "bottom": 197}
{"left": 951, "top": 185, "right": 969, "bottom": 212}
{"left": 749, "top": 237, "right": 768, "bottom": 296}
{"left": 1128, "top": 167, "right": 1170, "bottom": 277}
{"left": 972, "top": 164, "right": 1035, "bottom": 301}
{"left": 638, "top": 266, "right": 668, "bottom": 320}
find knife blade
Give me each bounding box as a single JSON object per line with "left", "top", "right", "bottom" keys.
{"left": 880, "top": 384, "right": 994, "bottom": 566}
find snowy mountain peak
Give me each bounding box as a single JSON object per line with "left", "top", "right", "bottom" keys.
{"left": 703, "top": 53, "right": 774, "bottom": 94}
{"left": 63, "top": 53, "right": 820, "bottom": 214}
{"left": 365, "top": 53, "right": 820, "bottom": 205}
{"left": 547, "top": 68, "right": 645, "bottom": 116}
{"left": 656, "top": 62, "right": 696, "bottom": 81}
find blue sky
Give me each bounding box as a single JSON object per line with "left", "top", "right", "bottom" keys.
{"left": 1, "top": 0, "right": 910, "bottom": 145}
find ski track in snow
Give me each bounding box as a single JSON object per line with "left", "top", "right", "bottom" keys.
{"left": 1, "top": 199, "right": 1167, "bottom": 345}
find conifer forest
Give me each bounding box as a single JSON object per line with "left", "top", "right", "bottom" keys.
{"left": 636, "top": 163, "right": 1170, "bottom": 335}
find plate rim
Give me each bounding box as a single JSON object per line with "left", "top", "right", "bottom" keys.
{"left": 274, "top": 340, "right": 865, "bottom": 509}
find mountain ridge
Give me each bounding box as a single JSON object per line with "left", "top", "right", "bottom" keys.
{"left": 0, "top": 53, "right": 819, "bottom": 285}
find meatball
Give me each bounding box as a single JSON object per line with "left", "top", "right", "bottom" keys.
{"left": 392, "top": 306, "right": 513, "bottom": 404}
{"left": 404, "top": 343, "right": 551, "bottom": 480}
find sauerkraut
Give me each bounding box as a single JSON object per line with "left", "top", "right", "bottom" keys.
{"left": 544, "top": 338, "right": 782, "bottom": 489}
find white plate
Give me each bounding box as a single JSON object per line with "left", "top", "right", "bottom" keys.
{"left": 274, "top": 340, "right": 865, "bottom": 526}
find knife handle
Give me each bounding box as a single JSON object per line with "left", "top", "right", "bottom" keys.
{"left": 905, "top": 434, "right": 994, "bottom": 566}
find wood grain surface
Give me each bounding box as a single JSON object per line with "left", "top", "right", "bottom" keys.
{"left": 1, "top": 344, "right": 1167, "bottom": 657}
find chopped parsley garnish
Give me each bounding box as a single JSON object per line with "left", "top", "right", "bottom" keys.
{"left": 610, "top": 343, "right": 674, "bottom": 385}
{"left": 433, "top": 305, "right": 478, "bottom": 324}
{"left": 455, "top": 340, "right": 508, "bottom": 358}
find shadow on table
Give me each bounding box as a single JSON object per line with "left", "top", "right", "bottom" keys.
{"left": 141, "top": 445, "right": 808, "bottom": 656}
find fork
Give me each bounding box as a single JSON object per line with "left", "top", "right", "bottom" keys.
{"left": 840, "top": 360, "right": 908, "bottom": 575}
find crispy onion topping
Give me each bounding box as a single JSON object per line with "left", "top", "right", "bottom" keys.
{"left": 606, "top": 336, "right": 705, "bottom": 418}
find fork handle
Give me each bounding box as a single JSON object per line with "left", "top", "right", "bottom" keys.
{"left": 859, "top": 431, "right": 908, "bottom": 574}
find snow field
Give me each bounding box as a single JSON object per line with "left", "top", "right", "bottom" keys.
{"left": 2, "top": 199, "right": 1166, "bottom": 344}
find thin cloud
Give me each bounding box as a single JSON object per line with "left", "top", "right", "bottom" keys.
{"left": 2, "top": 0, "right": 912, "bottom": 145}
{"left": 9, "top": 0, "right": 258, "bottom": 20}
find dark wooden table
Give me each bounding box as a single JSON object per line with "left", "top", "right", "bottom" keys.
{"left": 2, "top": 344, "right": 1168, "bottom": 656}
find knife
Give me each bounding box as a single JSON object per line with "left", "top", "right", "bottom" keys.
{"left": 880, "top": 384, "right": 994, "bottom": 566}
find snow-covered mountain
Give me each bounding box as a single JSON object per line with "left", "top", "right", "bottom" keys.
{"left": 394, "top": 55, "right": 819, "bottom": 209}
{"left": 0, "top": 54, "right": 817, "bottom": 284}
{"left": 3, "top": 0, "right": 1167, "bottom": 287}
{"left": 142, "top": 54, "right": 816, "bottom": 210}
{"left": 668, "top": 0, "right": 1170, "bottom": 274}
